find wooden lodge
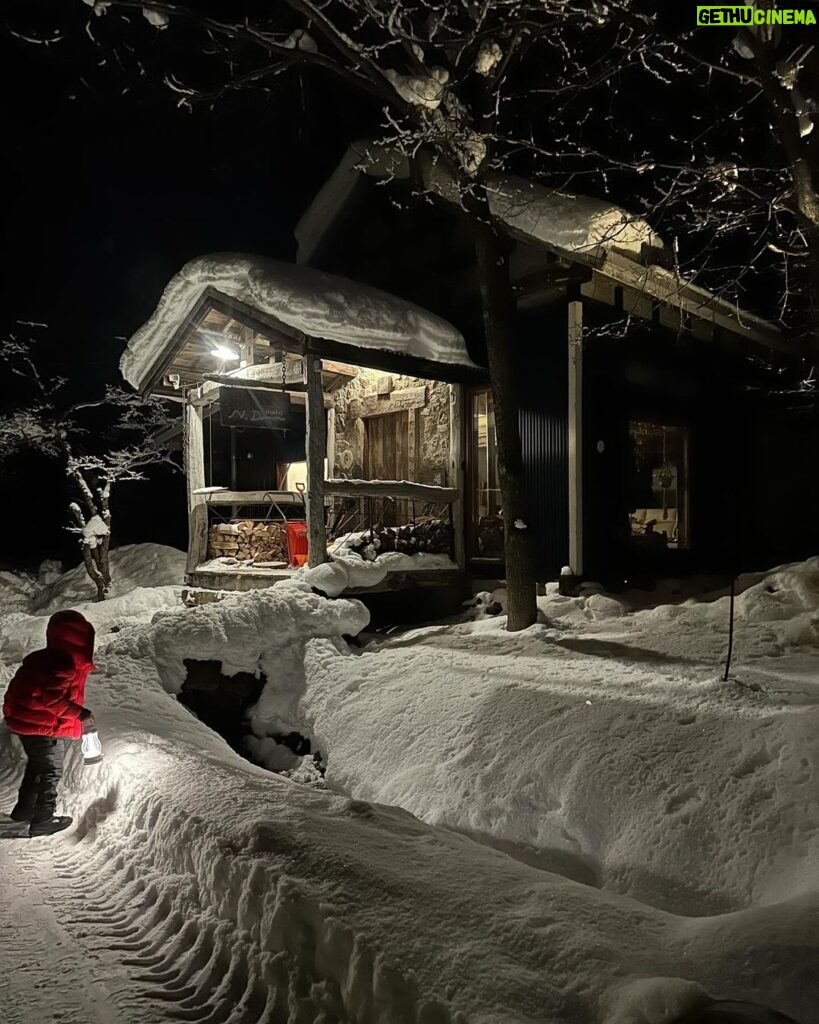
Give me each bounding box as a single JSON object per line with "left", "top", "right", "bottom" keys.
{"left": 124, "top": 151, "right": 818, "bottom": 603}
{"left": 290, "top": 143, "right": 818, "bottom": 586}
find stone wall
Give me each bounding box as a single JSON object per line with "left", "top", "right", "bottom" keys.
{"left": 331, "top": 368, "right": 451, "bottom": 486}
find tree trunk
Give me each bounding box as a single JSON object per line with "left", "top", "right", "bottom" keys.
{"left": 474, "top": 216, "right": 537, "bottom": 631}
{"left": 81, "top": 544, "right": 107, "bottom": 602}
{"left": 98, "top": 483, "right": 112, "bottom": 596}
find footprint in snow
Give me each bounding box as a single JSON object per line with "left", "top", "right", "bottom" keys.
{"left": 664, "top": 785, "right": 703, "bottom": 816}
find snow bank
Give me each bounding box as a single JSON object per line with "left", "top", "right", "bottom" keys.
{"left": 238, "top": 561, "right": 817, "bottom": 1020}
{"left": 0, "top": 586, "right": 183, "bottom": 666}
{"left": 121, "top": 254, "right": 474, "bottom": 390}
{"left": 303, "top": 620, "right": 819, "bottom": 914}
{"left": 0, "top": 543, "right": 187, "bottom": 665}
{"left": 1, "top": 584, "right": 810, "bottom": 1023}
{"left": 0, "top": 569, "right": 39, "bottom": 614}
{"left": 1, "top": 558, "right": 816, "bottom": 1022}
{"left": 30, "top": 542, "right": 186, "bottom": 614}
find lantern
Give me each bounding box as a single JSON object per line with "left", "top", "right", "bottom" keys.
{"left": 82, "top": 729, "right": 104, "bottom": 765}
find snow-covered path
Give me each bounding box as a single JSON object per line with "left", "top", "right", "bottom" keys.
{"left": 0, "top": 758, "right": 139, "bottom": 1024}
{"left": 0, "top": 841, "right": 131, "bottom": 1024}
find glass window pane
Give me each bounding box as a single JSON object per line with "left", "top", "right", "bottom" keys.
{"left": 470, "top": 389, "right": 503, "bottom": 558}
{"left": 628, "top": 420, "right": 689, "bottom": 550}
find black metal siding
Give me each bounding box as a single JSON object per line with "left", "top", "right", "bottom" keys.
{"left": 516, "top": 309, "right": 570, "bottom": 580}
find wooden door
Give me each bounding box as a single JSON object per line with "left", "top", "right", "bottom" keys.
{"left": 365, "top": 411, "right": 409, "bottom": 480}
{"left": 365, "top": 412, "right": 410, "bottom": 526}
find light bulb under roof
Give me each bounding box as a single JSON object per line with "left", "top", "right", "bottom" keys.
{"left": 211, "top": 344, "right": 240, "bottom": 361}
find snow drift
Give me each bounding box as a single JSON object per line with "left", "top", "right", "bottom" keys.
{"left": 30, "top": 543, "right": 186, "bottom": 614}
{"left": 0, "top": 544, "right": 186, "bottom": 666}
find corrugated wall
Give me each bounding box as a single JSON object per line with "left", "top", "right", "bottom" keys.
{"left": 516, "top": 309, "right": 570, "bottom": 580}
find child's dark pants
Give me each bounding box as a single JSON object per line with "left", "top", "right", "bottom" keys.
{"left": 12, "top": 736, "right": 68, "bottom": 824}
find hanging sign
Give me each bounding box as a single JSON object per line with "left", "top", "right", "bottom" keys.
{"left": 220, "top": 389, "right": 301, "bottom": 431}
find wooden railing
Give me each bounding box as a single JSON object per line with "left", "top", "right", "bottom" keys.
{"left": 323, "top": 478, "right": 458, "bottom": 503}
{"left": 191, "top": 479, "right": 463, "bottom": 569}
{"left": 192, "top": 487, "right": 303, "bottom": 505}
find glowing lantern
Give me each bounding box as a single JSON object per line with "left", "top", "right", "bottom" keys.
{"left": 82, "top": 729, "right": 104, "bottom": 765}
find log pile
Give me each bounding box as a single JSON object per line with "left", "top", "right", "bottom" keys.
{"left": 344, "top": 518, "right": 451, "bottom": 559}
{"left": 208, "top": 520, "right": 288, "bottom": 564}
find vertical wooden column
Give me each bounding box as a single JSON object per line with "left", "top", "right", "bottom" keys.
{"left": 184, "top": 398, "right": 209, "bottom": 574}
{"left": 449, "top": 383, "right": 467, "bottom": 570}
{"left": 326, "top": 407, "right": 336, "bottom": 479}
{"left": 567, "top": 300, "right": 584, "bottom": 576}
{"left": 304, "top": 353, "right": 328, "bottom": 567}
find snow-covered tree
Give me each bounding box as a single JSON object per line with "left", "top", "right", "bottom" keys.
{"left": 0, "top": 338, "right": 177, "bottom": 601}
{"left": 13, "top": 0, "right": 819, "bottom": 624}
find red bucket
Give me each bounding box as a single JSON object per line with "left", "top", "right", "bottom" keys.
{"left": 286, "top": 521, "right": 309, "bottom": 567}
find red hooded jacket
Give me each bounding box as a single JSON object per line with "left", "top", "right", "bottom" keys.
{"left": 3, "top": 611, "right": 96, "bottom": 740}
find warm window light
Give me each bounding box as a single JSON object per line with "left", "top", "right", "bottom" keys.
{"left": 211, "top": 344, "right": 240, "bottom": 361}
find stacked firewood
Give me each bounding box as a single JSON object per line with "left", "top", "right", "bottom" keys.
{"left": 345, "top": 518, "right": 451, "bottom": 559}
{"left": 208, "top": 520, "right": 288, "bottom": 564}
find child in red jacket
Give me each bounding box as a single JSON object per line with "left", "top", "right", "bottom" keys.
{"left": 3, "top": 610, "right": 96, "bottom": 837}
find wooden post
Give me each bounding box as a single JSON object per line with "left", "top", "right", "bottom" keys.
{"left": 326, "top": 407, "right": 336, "bottom": 478}
{"left": 449, "top": 383, "right": 466, "bottom": 570}
{"left": 183, "top": 399, "right": 209, "bottom": 574}
{"left": 568, "top": 299, "right": 584, "bottom": 576}
{"left": 304, "top": 352, "right": 328, "bottom": 567}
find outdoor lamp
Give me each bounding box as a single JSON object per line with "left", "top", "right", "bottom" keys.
{"left": 211, "top": 344, "right": 240, "bottom": 361}
{"left": 82, "top": 728, "right": 104, "bottom": 765}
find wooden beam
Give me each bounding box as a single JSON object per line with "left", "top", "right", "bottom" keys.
{"left": 407, "top": 407, "right": 417, "bottom": 480}
{"left": 183, "top": 400, "right": 209, "bottom": 573}
{"left": 206, "top": 290, "right": 306, "bottom": 350}
{"left": 596, "top": 254, "right": 791, "bottom": 353}
{"left": 567, "top": 300, "right": 584, "bottom": 576}
{"left": 323, "top": 479, "right": 458, "bottom": 503}
{"left": 194, "top": 489, "right": 303, "bottom": 505}
{"left": 449, "top": 383, "right": 466, "bottom": 570}
{"left": 320, "top": 360, "right": 358, "bottom": 378}
{"left": 287, "top": 392, "right": 334, "bottom": 410}
{"left": 305, "top": 353, "right": 328, "bottom": 567}
{"left": 143, "top": 292, "right": 213, "bottom": 397}
{"left": 350, "top": 385, "right": 428, "bottom": 418}
{"left": 202, "top": 373, "right": 308, "bottom": 393}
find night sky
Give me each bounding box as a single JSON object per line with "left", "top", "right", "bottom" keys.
{"left": 0, "top": 4, "right": 369, "bottom": 569}
{"left": 1, "top": 3, "right": 816, "bottom": 571}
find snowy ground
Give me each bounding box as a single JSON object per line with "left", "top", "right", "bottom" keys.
{"left": 1, "top": 547, "right": 817, "bottom": 1023}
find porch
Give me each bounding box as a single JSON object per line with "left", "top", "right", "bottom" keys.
{"left": 123, "top": 255, "right": 481, "bottom": 599}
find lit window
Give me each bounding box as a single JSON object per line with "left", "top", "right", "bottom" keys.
{"left": 628, "top": 421, "right": 689, "bottom": 550}
{"left": 469, "top": 390, "right": 503, "bottom": 559}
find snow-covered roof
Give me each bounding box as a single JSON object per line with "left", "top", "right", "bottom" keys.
{"left": 296, "top": 143, "right": 787, "bottom": 352}
{"left": 296, "top": 141, "right": 666, "bottom": 266}
{"left": 121, "top": 253, "right": 474, "bottom": 390}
